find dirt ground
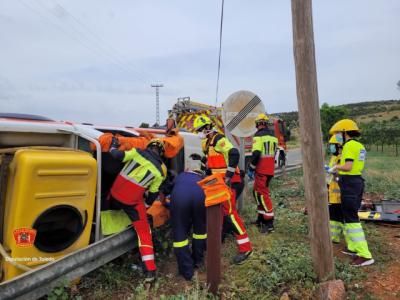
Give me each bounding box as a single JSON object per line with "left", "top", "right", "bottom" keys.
{"left": 160, "top": 225, "right": 400, "bottom": 300}
{"left": 361, "top": 225, "right": 400, "bottom": 300}
{"left": 74, "top": 174, "right": 400, "bottom": 299}
{"left": 157, "top": 182, "right": 400, "bottom": 299}
{"left": 357, "top": 192, "right": 400, "bottom": 299}
{"left": 155, "top": 246, "right": 231, "bottom": 296}
{"left": 156, "top": 227, "right": 400, "bottom": 300}
{"left": 332, "top": 226, "right": 400, "bottom": 300}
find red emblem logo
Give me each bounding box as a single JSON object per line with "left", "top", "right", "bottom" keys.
{"left": 13, "top": 228, "right": 37, "bottom": 247}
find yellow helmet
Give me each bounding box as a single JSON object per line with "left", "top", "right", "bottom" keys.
{"left": 193, "top": 115, "right": 212, "bottom": 131}
{"left": 255, "top": 113, "right": 269, "bottom": 123}
{"left": 329, "top": 119, "right": 360, "bottom": 135}
{"left": 328, "top": 135, "right": 342, "bottom": 145}
{"left": 147, "top": 138, "right": 165, "bottom": 155}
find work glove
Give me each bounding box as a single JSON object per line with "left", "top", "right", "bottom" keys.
{"left": 224, "top": 176, "right": 232, "bottom": 187}
{"left": 327, "top": 165, "right": 337, "bottom": 174}
{"left": 247, "top": 168, "right": 255, "bottom": 181}
{"left": 162, "top": 195, "right": 171, "bottom": 208}
{"left": 324, "top": 165, "right": 330, "bottom": 173}
{"left": 109, "top": 136, "right": 120, "bottom": 152}
{"left": 145, "top": 192, "right": 159, "bottom": 207}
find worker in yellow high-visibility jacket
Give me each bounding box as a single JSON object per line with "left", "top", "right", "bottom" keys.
{"left": 109, "top": 138, "right": 167, "bottom": 281}
{"left": 326, "top": 134, "right": 343, "bottom": 243}
{"left": 329, "top": 119, "right": 374, "bottom": 267}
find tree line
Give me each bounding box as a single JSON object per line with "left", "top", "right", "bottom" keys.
{"left": 276, "top": 102, "right": 400, "bottom": 156}
{"left": 274, "top": 100, "right": 400, "bottom": 134}
{"left": 319, "top": 103, "right": 400, "bottom": 156}
{"left": 360, "top": 119, "right": 400, "bottom": 156}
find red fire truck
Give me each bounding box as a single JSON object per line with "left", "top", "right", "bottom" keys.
{"left": 168, "top": 97, "right": 289, "bottom": 168}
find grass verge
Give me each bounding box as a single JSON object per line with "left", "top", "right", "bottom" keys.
{"left": 69, "top": 153, "right": 398, "bottom": 299}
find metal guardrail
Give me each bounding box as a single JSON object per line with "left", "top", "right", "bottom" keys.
{"left": 0, "top": 229, "right": 136, "bottom": 300}
{"left": 245, "top": 164, "right": 302, "bottom": 193}
{"left": 0, "top": 164, "right": 303, "bottom": 300}
{"left": 275, "top": 163, "right": 303, "bottom": 177}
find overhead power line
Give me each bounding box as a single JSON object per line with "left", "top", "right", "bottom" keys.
{"left": 18, "top": 0, "right": 148, "bottom": 83}
{"left": 47, "top": 0, "right": 151, "bottom": 80}
{"left": 215, "top": 0, "right": 225, "bottom": 107}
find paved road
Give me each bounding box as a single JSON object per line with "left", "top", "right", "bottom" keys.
{"left": 287, "top": 148, "right": 302, "bottom": 166}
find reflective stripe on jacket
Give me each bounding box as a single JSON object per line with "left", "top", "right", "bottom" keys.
{"left": 202, "top": 133, "right": 241, "bottom": 180}
{"left": 121, "top": 148, "right": 166, "bottom": 193}
{"left": 339, "top": 139, "right": 366, "bottom": 176}
{"left": 328, "top": 154, "right": 341, "bottom": 204}
{"left": 251, "top": 129, "right": 278, "bottom": 175}
{"left": 111, "top": 148, "right": 166, "bottom": 204}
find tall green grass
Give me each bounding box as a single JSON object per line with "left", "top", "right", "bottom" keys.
{"left": 364, "top": 151, "right": 400, "bottom": 198}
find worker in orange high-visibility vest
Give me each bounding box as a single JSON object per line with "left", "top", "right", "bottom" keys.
{"left": 109, "top": 138, "right": 167, "bottom": 282}
{"left": 193, "top": 115, "right": 253, "bottom": 265}
{"left": 247, "top": 113, "right": 278, "bottom": 234}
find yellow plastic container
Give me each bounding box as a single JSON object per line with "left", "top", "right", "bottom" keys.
{"left": 1, "top": 149, "right": 97, "bottom": 281}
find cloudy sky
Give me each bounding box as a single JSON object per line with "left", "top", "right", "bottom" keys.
{"left": 0, "top": 1, "right": 399, "bottom": 126}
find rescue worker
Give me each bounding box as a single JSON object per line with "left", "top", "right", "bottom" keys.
{"left": 170, "top": 156, "right": 206, "bottom": 281}
{"left": 247, "top": 113, "right": 278, "bottom": 233}
{"left": 326, "top": 134, "right": 343, "bottom": 243}
{"left": 109, "top": 138, "right": 167, "bottom": 280}
{"left": 328, "top": 119, "right": 374, "bottom": 266}
{"left": 193, "top": 115, "right": 253, "bottom": 264}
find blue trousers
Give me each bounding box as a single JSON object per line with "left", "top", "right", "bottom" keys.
{"left": 170, "top": 172, "right": 206, "bottom": 280}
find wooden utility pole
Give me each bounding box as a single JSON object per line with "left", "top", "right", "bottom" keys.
{"left": 291, "top": 0, "right": 335, "bottom": 281}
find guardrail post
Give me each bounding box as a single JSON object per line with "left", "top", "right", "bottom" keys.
{"left": 206, "top": 204, "right": 222, "bottom": 295}
{"left": 237, "top": 137, "right": 246, "bottom": 211}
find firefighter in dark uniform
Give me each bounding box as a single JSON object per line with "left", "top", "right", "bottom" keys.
{"left": 329, "top": 119, "right": 374, "bottom": 267}
{"left": 109, "top": 138, "right": 167, "bottom": 281}
{"left": 247, "top": 113, "right": 278, "bottom": 233}
{"left": 193, "top": 115, "right": 253, "bottom": 264}
{"left": 170, "top": 157, "right": 206, "bottom": 280}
